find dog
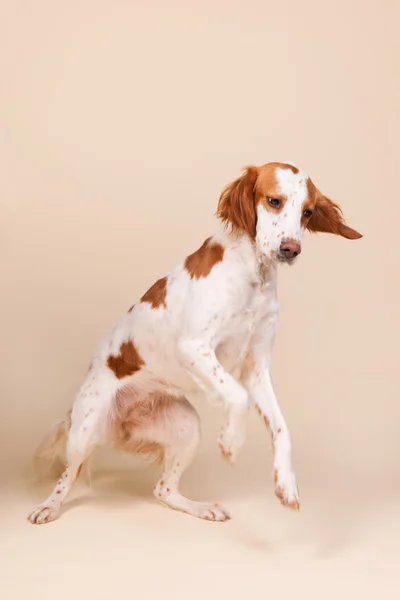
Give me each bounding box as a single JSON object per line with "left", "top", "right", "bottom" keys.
{"left": 28, "top": 161, "right": 362, "bottom": 524}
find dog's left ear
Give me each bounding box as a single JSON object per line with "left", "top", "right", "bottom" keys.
{"left": 307, "top": 196, "right": 362, "bottom": 240}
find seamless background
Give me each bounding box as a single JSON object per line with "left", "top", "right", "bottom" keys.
{"left": 1, "top": 1, "right": 399, "bottom": 598}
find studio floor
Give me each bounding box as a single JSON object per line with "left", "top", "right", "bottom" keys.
{"left": 1, "top": 453, "right": 399, "bottom": 600}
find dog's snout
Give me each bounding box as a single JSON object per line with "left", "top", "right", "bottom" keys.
{"left": 279, "top": 239, "right": 301, "bottom": 259}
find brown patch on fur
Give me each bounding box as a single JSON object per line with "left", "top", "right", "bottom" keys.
{"left": 141, "top": 277, "right": 167, "bottom": 309}
{"left": 217, "top": 166, "right": 260, "bottom": 237}
{"left": 184, "top": 238, "right": 225, "bottom": 280}
{"left": 128, "top": 304, "right": 134, "bottom": 313}
{"left": 107, "top": 341, "right": 145, "bottom": 379}
{"left": 76, "top": 464, "right": 83, "bottom": 479}
{"left": 306, "top": 178, "right": 362, "bottom": 239}
{"left": 306, "top": 177, "right": 320, "bottom": 206}
{"left": 300, "top": 179, "right": 317, "bottom": 225}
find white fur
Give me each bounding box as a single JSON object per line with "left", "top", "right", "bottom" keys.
{"left": 28, "top": 166, "right": 312, "bottom": 525}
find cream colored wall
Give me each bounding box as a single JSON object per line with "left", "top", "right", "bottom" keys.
{"left": 1, "top": 0, "right": 399, "bottom": 491}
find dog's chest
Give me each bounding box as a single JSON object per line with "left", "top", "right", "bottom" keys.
{"left": 216, "top": 279, "right": 277, "bottom": 373}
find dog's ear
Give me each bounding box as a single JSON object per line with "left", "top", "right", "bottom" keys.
{"left": 217, "top": 166, "right": 259, "bottom": 238}
{"left": 307, "top": 196, "right": 362, "bottom": 240}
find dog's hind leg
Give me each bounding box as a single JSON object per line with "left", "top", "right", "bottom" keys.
{"left": 28, "top": 371, "right": 117, "bottom": 524}
{"left": 119, "top": 393, "right": 231, "bottom": 522}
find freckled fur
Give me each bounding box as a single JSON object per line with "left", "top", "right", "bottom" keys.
{"left": 28, "top": 161, "right": 361, "bottom": 525}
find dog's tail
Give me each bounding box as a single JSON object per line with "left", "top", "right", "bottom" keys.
{"left": 33, "top": 410, "right": 92, "bottom": 484}
{"left": 33, "top": 411, "right": 72, "bottom": 480}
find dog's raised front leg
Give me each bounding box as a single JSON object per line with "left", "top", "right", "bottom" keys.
{"left": 178, "top": 337, "right": 249, "bottom": 463}
{"left": 242, "top": 313, "right": 300, "bottom": 509}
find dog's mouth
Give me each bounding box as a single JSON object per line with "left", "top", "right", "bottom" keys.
{"left": 275, "top": 253, "right": 298, "bottom": 265}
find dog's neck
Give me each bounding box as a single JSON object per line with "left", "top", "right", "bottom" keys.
{"left": 217, "top": 226, "right": 278, "bottom": 288}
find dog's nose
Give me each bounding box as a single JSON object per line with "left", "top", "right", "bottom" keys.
{"left": 280, "top": 239, "right": 301, "bottom": 259}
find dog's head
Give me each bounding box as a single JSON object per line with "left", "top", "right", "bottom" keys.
{"left": 217, "top": 162, "right": 362, "bottom": 263}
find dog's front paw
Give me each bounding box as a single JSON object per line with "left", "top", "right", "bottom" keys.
{"left": 28, "top": 504, "right": 60, "bottom": 525}
{"left": 218, "top": 402, "right": 248, "bottom": 464}
{"left": 218, "top": 423, "right": 245, "bottom": 464}
{"left": 274, "top": 468, "right": 300, "bottom": 510}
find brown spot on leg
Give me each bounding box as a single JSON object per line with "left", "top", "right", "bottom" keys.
{"left": 107, "top": 340, "right": 145, "bottom": 379}
{"left": 184, "top": 238, "right": 225, "bottom": 280}
{"left": 219, "top": 441, "right": 233, "bottom": 463}
{"left": 141, "top": 277, "right": 168, "bottom": 309}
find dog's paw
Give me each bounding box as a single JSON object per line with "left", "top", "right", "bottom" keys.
{"left": 218, "top": 438, "right": 236, "bottom": 463}
{"left": 274, "top": 468, "right": 300, "bottom": 510}
{"left": 199, "top": 503, "right": 231, "bottom": 522}
{"left": 218, "top": 426, "right": 245, "bottom": 464}
{"left": 28, "top": 504, "right": 60, "bottom": 525}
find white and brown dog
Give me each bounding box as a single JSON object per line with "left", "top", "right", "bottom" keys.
{"left": 29, "top": 162, "right": 362, "bottom": 525}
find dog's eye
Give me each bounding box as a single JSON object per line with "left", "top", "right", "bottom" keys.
{"left": 303, "top": 209, "right": 313, "bottom": 218}
{"left": 267, "top": 197, "right": 281, "bottom": 208}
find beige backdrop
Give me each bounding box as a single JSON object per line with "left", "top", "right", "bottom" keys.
{"left": 1, "top": 0, "right": 400, "bottom": 598}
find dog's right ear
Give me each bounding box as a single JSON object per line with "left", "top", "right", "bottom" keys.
{"left": 217, "top": 166, "right": 259, "bottom": 238}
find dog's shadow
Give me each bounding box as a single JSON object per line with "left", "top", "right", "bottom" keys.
{"left": 27, "top": 451, "right": 393, "bottom": 559}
